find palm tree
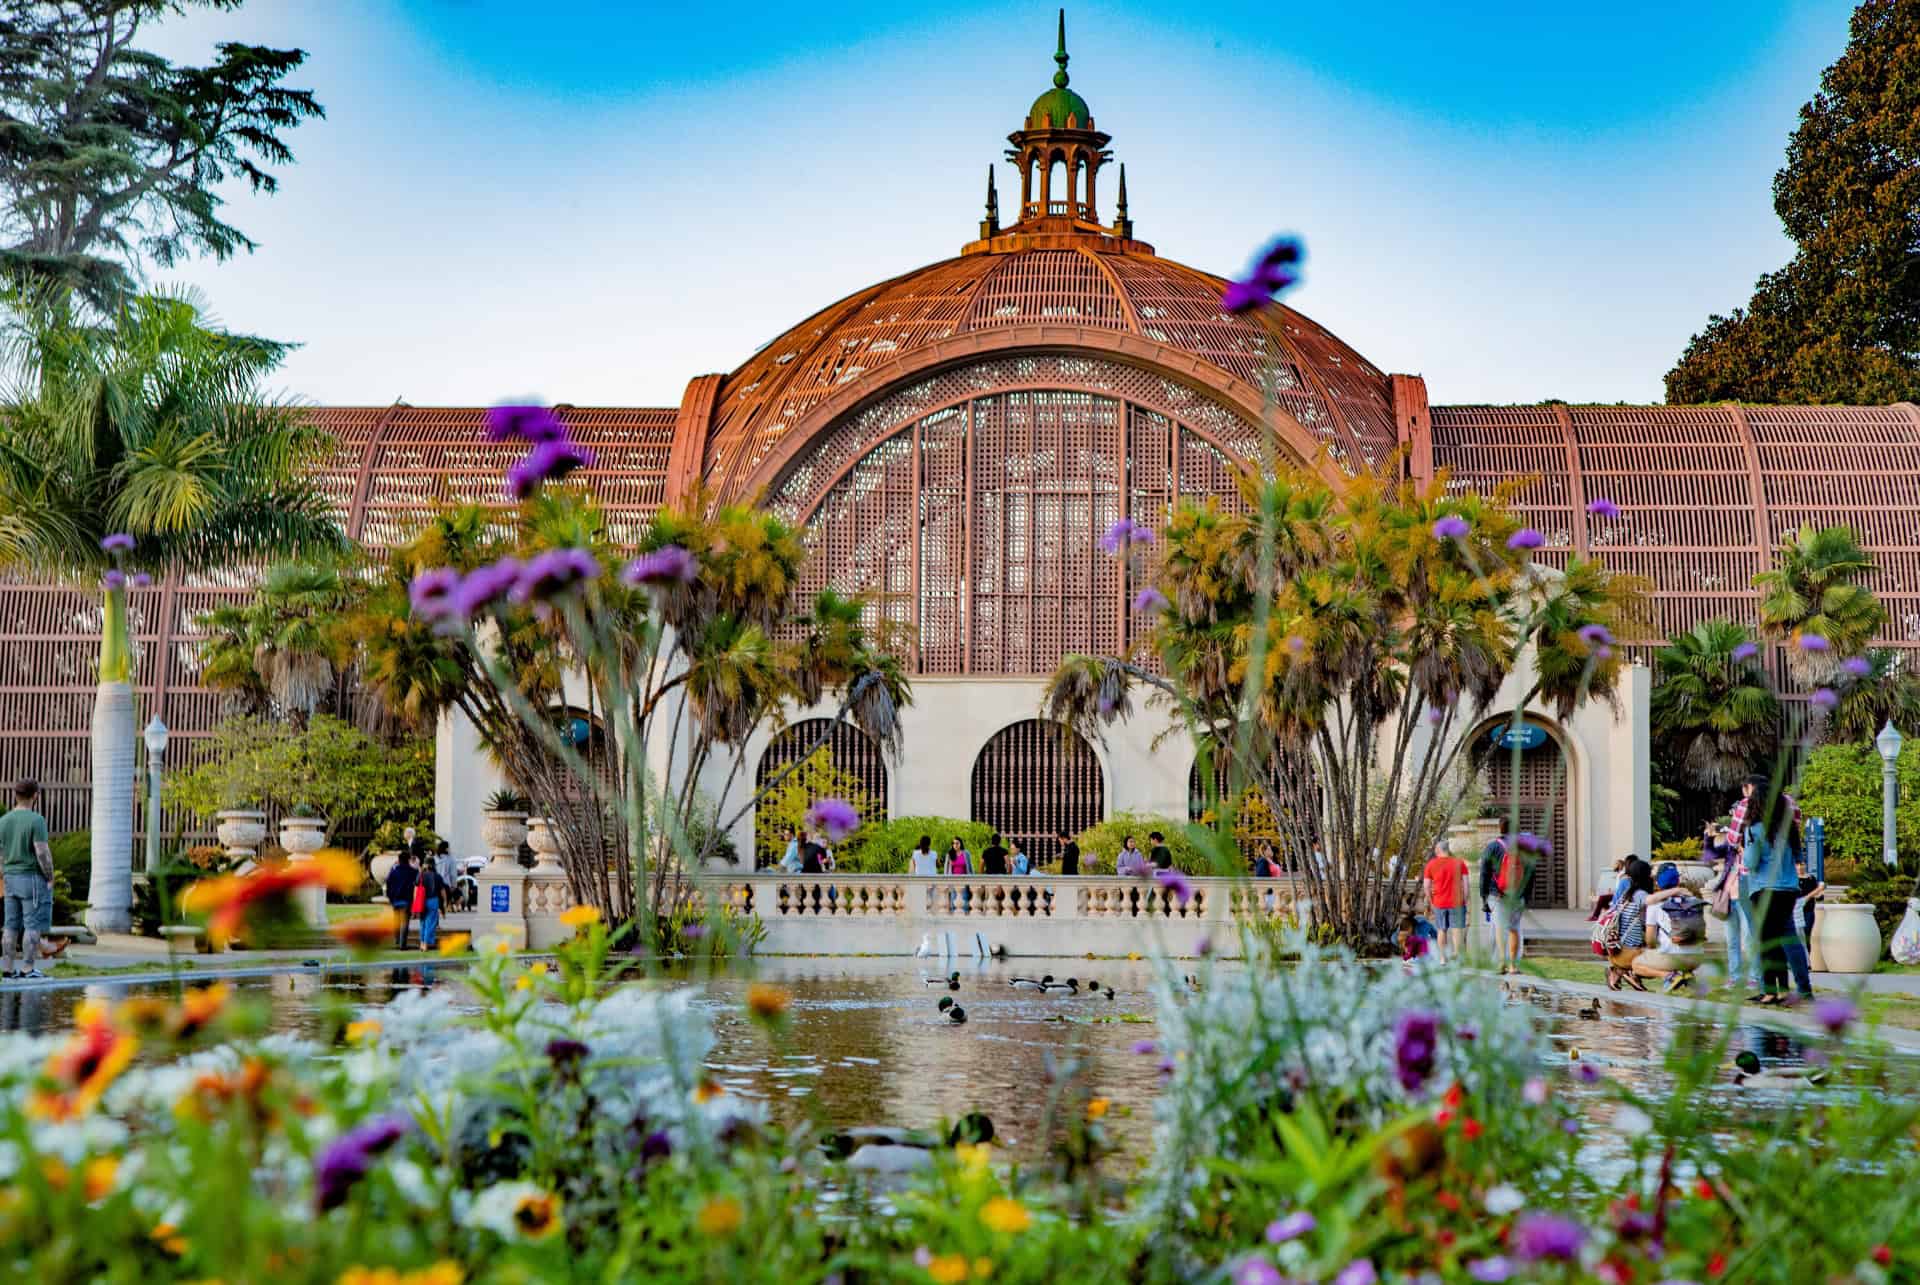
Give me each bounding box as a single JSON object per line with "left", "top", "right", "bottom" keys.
{"left": 0, "top": 290, "right": 342, "bottom": 932}
{"left": 1650, "top": 619, "right": 1780, "bottom": 790}
{"left": 1826, "top": 648, "right": 1920, "bottom": 744}
{"left": 195, "top": 561, "right": 357, "bottom": 725}
{"left": 1754, "top": 524, "right": 1885, "bottom": 684}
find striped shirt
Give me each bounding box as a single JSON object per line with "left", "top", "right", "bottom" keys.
{"left": 1726, "top": 792, "right": 1800, "bottom": 865}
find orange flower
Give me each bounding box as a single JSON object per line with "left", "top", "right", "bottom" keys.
{"left": 1085, "top": 1097, "right": 1110, "bottom": 1121}
{"left": 745, "top": 983, "right": 792, "bottom": 1022}
{"left": 179, "top": 1057, "right": 273, "bottom": 1124}
{"left": 559, "top": 905, "right": 601, "bottom": 930}
{"left": 171, "top": 983, "right": 231, "bottom": 1040}
{"left": 512, "top": 1190, "right": 563, "bottom": 1240}
{"left": 152, "top": 1222, "right": 189, "bottom": 1256}
{"left": 82, "top": 1155, "right": 119, "bottom": 1202}
{"left": 979, "top": 1197, "right": 1031, "bottom": 1234}
{"left": 183, "top": 853, "right": 363, "bottom": 947}
{"left": 438, "top": 933, "right": 471, "bottom": 957}
{"left": 696, "top": 1195, "right": 744, "bottom": 1236}
{"left": 1461, "top": 1117, "right": 1484, "bottom": 1142}
{"left": 331, "top": 910, "right": 401, "bottom": 951}
{"left": 111, "top": 996, "right": 174, "bottom": 1036}
{"left": 28, "top": 1005, "right": 138, "bottom": 1121}
{"left": 692, "top": 1077, "right": 725, "bottom": 1104}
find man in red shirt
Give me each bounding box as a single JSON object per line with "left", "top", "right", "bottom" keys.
{"left": 1422, "top": 838, "right": 1471, "bottom": 962}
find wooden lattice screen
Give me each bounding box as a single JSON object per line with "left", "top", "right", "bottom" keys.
{"left": 1476, "top": 731, "right": 1571, "bottom": 909}
{"left": 753, "top": 719, "right": 889, "bottom": 865}
{"left": 969, "top": 719, "right": 1103, "bottom": 864}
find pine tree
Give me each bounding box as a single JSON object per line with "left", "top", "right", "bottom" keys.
{"left": 0, "top": 1, "right": 324, "bottom": 305}
{"left": 1665, "top": 0, "right": 1920, "bottom": 405}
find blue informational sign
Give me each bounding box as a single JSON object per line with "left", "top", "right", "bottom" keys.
{"left": 491, "top": 884, "right": 511, "bottom": 914}
{"left": 1487, "top": 722, "right": 1549, "bottom": 751}
{"left": 1807, "top": 817, "right": 1826, "bottom": 882}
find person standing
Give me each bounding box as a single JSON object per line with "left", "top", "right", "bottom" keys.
{"left": 416, "top": 856, "right": 445, "bottom": 951}
{"left": 779, "top": 827, "right": 803, "bottom": 874}
{"left": 1, "top": 780, "right": 54, "bottom": 982}
{"left": 1421, "top": 838, "right": 1470, "bottom": 963}
{"left": 908, "top": 834, "right": 938, "bottom": 876}
{"left": 384, "top": 850, "right": 418, "bottom": 951}
{"left": 1726, "top": 775, "right": 1798, "bottom": 994}
{"left": 1116, "top": 835, "right": 1147, "bottom": 878}
{"left": 434, "top": 840, "right": 459, "bottom": 913}
{"left": 1148, "top": 832, "right": 1173, "bottom": 871}
{"left": 1477, "top": 836, "right": 1507, "bottom": 961}
{"left": 1010, "top": 839, "right": 1032, "bottom": 875}
{"left": 1742, "top": 791, "right": 1806, "bottom": 1004}
{"left": 1056, "top": 829, "right": 1080, "bottom": 876}
{"left": 980, "top": 833, "right": 1008, "bottom": 876}
{"left": 947, "top": 837, "right": 970, "bottom": 875}
{"left": 799, "top": 832, "right": 826, "bottom": 874}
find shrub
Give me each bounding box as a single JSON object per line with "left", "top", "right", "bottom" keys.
{"left": 1653, "top": 837, "right": 1703, "bottom": 868}
{"left": 1796, "top": 738, "right": 1920, "bottom": 882}
{"left": 1073, "top": 812, "right": 1213, "bottom": 875}
{"left": 845, "top": 816, "right": 995, "bottom": 872}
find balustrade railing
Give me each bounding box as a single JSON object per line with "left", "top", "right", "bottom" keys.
{"left": 698, "top": 873, "right": 1303, "bottom": 924}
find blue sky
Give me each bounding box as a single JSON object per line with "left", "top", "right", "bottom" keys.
{"left": 151, "top": 0, "right": 1856, "bottom": 408}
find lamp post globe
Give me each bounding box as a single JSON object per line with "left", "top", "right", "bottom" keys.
{"left": 1878, "top": 721, "right": 1903, "bottom": 869}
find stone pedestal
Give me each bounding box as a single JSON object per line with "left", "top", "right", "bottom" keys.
{"left": 279, "top": 816, "right": 330, "bottom": 928}
{"left": 474, "top": 810, "right": 530, "bottom": 954}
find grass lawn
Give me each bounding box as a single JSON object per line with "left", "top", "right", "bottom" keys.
{"left": 1509, "top": 958, "right": 1606, "bottom": 985}
{"left": 327, "top": 902, "right": 387, "bottom": 921}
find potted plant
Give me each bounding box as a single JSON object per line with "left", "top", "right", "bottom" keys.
{"left": 1812, "top": 884, "right": 1882, "bottom": 974}
{"left": 279, "top": 800, "right": 329, "bottom": 860}
{"left": 214, "top": 788, "right": 268, "bottom": 862}
{"left": 481, "top": 788, "right": 531, "bottom": 859}
{"left": 366, "top": 820, "right": 438, "bottom": 886}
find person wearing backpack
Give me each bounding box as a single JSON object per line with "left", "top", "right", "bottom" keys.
{"left": 1488, "top": 839, "right": 1533, "bottom": 975}
{"left": 1631, "top": 863, "right": 1704, "bottom": 991}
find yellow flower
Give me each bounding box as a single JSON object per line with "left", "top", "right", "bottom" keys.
{"left": 695, "top": 1195, "right": 744, "bottom": 1236}
{"left": 438, "top": 933, "right": 471, "bottom": 957}
{"left": 339, "top": 1265, "right": 462, "bottom": 1285}
{"left": 82, "top": 1155, "right": 119, "bottom": 1202}
{"left": 1085, "top": 1097, "right": 1110, "bottom": 1121}
{"left": 953, "top": 1142, "right": 992, "bottom": 1177}
{"left": 972, "top": 1259, "right": 995, "bottom": 1280}
{"left": 745, "top": 983, "right": 792, "bottom": 1022}
{"left": 926, "top": 1254, "right": 970, "bottom": 1284}
{"left": 345, "top": 1020, "right": 382, "bottom": 1044}
{"left": 492, "top": 939, "right": 512, "bottom": 956}
{"left": 1126, "top": 951, "right": 1143, "bottom": 961}
{"left": 513, "top": 976, "right": 533, "bottom": 993}
{"left": 559, "top": 905, "right": 601, "bottom": 929}
{"left": 330, "top": 910, "right": 401, "bottom": 951}
{"left": 338, "top": 1270, "right": 400, "bottom": 1285}
{"left": 529, "top": 961, "right": 549, "bottom": 977}
{"left": 511, "top": 1190, "right": 563, "bottom": 1240}
{"left": 979, "top": 1197, "right": 1031, "bottom": 1235}
{"left": 28, "top": 1006, "right": 138, "bottom": 1121}
{"left": 410, "top": 1264, "right": 464, "bottom": 1285}
{"left": 152, "top": 1222, "right": 189, "bottom": 1256}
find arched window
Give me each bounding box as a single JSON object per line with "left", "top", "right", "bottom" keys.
{"left": 1186, "top": 749, "right": 1323, "bottom": 870}
{"left": 1048, "top": 156, "right": 1067, "bottom": 212}
{"left": 754, "top": 719, "right": 889, "bottom": 867}
{"left": 970, "top": 719, "right": 1102, "bottom": 864}
{"left": 1472, "top": 718, "right": 1570, "bottom": 908}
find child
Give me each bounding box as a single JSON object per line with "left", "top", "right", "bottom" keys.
{"left": 1795, "top": 867, "right": 1826, "bottom": 947}
{"left": 1398, "top": 910, "right": 1432, "bottom": 962}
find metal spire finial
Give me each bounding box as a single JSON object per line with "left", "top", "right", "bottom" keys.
{"left": 1053, "top": 9, "right": 1069, "bottom": 88}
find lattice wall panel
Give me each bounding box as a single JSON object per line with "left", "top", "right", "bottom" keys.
{"left": 970, "top": 719, "right": 1103, "bottom": 865}
{"left": 753, "top": 719, "right": 889, "bottom": 866}
{"left": 1478, "top": 734, "right": 1570, "bottom": 909}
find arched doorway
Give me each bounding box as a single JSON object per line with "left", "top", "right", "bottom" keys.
{"left": 970, "top": 719, "right": 1103, "bottom": 865}
{"left": 1186, "top": 749, "right": 1322, "bottom": 871}
{"left": 754, "top": 719, "right": 889, "bottom": 867}
{"left": 1471, "top": 717, "right": 1571, "bottom": 908}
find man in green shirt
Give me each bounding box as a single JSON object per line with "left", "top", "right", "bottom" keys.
{"left": 2, "top": 778, "right": 54, "bottom": 981}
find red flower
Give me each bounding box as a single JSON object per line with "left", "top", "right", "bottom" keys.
{"left": 1708, "top": 1252, "right": 1727, "bottom": 1277}
{"left": 1443, "top": 1083, "right": 1465, "bottom": 1111}
{"left": 1435, "top": 1190, "right": 1462, "bottom": 1213}
{"left": 1625, "top": 1192, "right": 1641, "bottom": 1211}
{"left": 1874, "top": 1246, "right": 1892, "bottom": 1266}
{"left": 1436, "top": 1109, "right": 1454, "bottom": 1127}
{"left": 1694, "top": 1178, "right": 1715, "bottom": 1201}
{"left": 1437, "top": 1229, "right": 1456, "bottom": 1248}
{"left": 1462, "top": 1118, "right": 1484, "bottom": 1142}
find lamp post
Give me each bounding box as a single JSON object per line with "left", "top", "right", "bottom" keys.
{"left": 1877, "top": 720, "right": 1904, "bottom": 868}
{"left": 143, "top": 718, "right": 168, "bottom": 877}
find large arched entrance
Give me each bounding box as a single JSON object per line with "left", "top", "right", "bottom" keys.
{"left": 970, "top": 719, "right": 1103, "bottom": 864}
{"left": 1186, "top": 749, "right": 1323, "bottom": 870}
{"left": 753, "top": 719, "right": 890, "bottom": 867}
{"left": 1471, "top": 717, "right": 1572, "bottom": 908}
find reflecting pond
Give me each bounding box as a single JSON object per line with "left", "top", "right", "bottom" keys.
{"left": 0, "top": 957, "right": 1892, "bottom": 1158}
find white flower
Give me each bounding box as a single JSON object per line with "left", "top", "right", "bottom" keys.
{"left": 1484, "top": 1184, "right": 1526, "bottom": 1215}
{"left": 1613, "top": 1104, "right": 1654, "bottom": 1134}
{"left": 465, "top": 1180, "right": 551, "bottom": 1238}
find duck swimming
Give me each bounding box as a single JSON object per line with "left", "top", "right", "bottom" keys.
{"left": 1732, "top": 1049, "right": 1826, "bottom": 1089}
{"left": 1040, "top": 978, "right": 1079, "bottom": 995}
{"left": 1009, "top": 975, "right": 1052, "bottom": 991}
{"left": 924, "top": 971, "right": 961, "bottom": 990}
{"left": 946, "top": 1004, "right": 968, "bottom": 1024}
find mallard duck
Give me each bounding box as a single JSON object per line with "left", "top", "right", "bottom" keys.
{"left": 1732, "top": 1050, "right": 1826, "bottom": 1089}
{"left": 924, "top": 971, "right": 960, "bottom": 990}
{"left": 1040, "top": 978, "right": 1079, "bottom": 995}
{"left": 1009, "top": 975, "right": 1052, "bottom": 991}
{"left": 946, "top": 1004, "right": 967, "bottom": 1024}
{"left": 828, "top": 1113, "right": 994, "bottom": 1172}
{"left": 1576, "top": 998, "right": 1602, "bottom": 1020}
{"left": 938, "top": 996, "right": 956, "bottom": 1013}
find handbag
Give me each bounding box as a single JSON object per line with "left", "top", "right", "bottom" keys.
{"left": 409, "top": 882, "right": 427, "bottom": 914}
{"left": 1708, "top": 868, "right": 1734, "bottom": 920}
{"left": 1589, "top": 906, "right": 1616, "bottom": 957}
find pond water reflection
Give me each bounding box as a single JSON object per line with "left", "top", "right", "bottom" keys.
{"left": 0, "top": 958, "right": 1892, "bottom": 1159}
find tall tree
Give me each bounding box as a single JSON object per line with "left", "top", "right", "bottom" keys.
{"left": 1665, "top": 0, "right": 1920, "bottom": 405}
{"left": 1649, "top": 618, "right": 1780, "bottom": 790}
{"left": 0, "top": 0, "right": 324, "bottom": 306}
{"left": 0, "top": 288, "right": 341, "bottom": 932}
{"left": 1753, "top": 524, "right": 1884, "bottom": 684}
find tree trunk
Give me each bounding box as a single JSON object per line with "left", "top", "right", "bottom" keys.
{"left": 86, "top": 586, "right": 137, "bottom": 933}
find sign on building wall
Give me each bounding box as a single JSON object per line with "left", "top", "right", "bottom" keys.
{"left": 491, "top": 884, "right": 511, "bottom": 914}
{"left": 1487, "top": 722, "right": 1550, "bottom": 752}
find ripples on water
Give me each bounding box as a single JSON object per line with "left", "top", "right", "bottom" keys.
{"left": 1, "top": 958, "right": 1905, "bottom": 1159}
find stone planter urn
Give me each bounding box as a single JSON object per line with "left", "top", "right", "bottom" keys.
{"left": 1813, "top": 902, "right": 1882, "bottom": 975}
{"left": 480, "top": 810, "right": 530, "bottom": 866}
{"left": 278, "top": 816, "right": 330, "bottom": 928}
{"left": 526, "top": 816, "right": 564, "bottom": 875}
{"left": 369, "top": 850, "right": 401, "bottom": 887}
{"left": 215, "top": 810, "right": 268, "bottom": 863}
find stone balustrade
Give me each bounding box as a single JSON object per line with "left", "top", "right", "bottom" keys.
{"left": 695, "top": 873, "right": 1304, "bottom": 957}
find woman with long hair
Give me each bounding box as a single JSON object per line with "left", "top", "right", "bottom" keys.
{"left": 1743, "top": 789, "right": 1806, "bottom": 1004}
{"left": 1606, "top": 857, "right": 1657, "bottom": 991}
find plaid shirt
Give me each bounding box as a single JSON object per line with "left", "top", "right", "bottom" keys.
{"left": 1726, "top": 791, "right": 1800, "bottom": 874}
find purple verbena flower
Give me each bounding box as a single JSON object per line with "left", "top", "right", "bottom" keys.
{"left": 1154, "top": 866, "right": 1194, "bottom": 906}
{"left": 1286, "top": 634, "right": 1307, "bottom": 655}
{"left": 1132, "top": 586, "right": 1169, "bottom": 614}
{"left": 1392, "top": 1008, "right": 1440, "bottom": 1094}
{"left": 1814, "top": 994, "right": 1856, "bottom": 1037}
{"left": 1196, "top": 934, "right": 1213, "bottom": 957}
{"left": 622, "top": 544, "right": 699, "bottom": 588}
{"left": 449, "top": 557, "right": 523, "bottom": 620}
{"left": 408, "top": 566, "right": 462, "bottom": 619}
{"left": 545, "top": 1038, "right": 589, "bottom": 1069}
{"left": 1426, "top": 704, "right": 1445, "bottom": 725}
{"left": 1098, "top": 516, "right": 1152, "bottom": 554}
{"left": 1130, "top": 1039, "right": 1156, "bottom": 1055}
{"left": 1561, "top": 1115, "right": 1580, "bottom": 1135}
{"left": 1514, "top": 832, "right": 1553, "bottom": 855}
{"left": 640, "top": 1128, "right": 673, "bottom": 1164}
{"left": 1841, "top": 656, "right": 1872, "bottom": 679}
{"left": 314, "top": 1114, "right": 410, "bottom": 1211}
{"left": 1219, "top": 238, "right": 1302, "bottom": 315}
{"left": 1333, "top": 1260, "right": 1377, "bottom": 1285}
{"left": 1732, "top": 641, "right": 1759, "bottom": 662}
{"left": 509, "top": 548, "right": 601, "bottom": 605}
{"left": 1809, "top": 687, "right": 1839, "bottom": 711}
{"left": 1522, "top": 1077, "right": 1549, "bottom": 1106}
{"left": 681, "top": 922, "right": 707, "bottom": 941}
{"left": 1511, "top": 1212, "right": 1586, "bottom": 1263}
{"left": 1575, "top": 1061, "right": 1601, "bottom": 1084}
{"left": 804, "top": 797, "right": 860, "bottom": 843}
{"left": 1578, "top": 623, "right": 1613, "bottom": 647}
{"left": 1587, "top": 498, "right": 1621, "bottom": 519}
{"left": 99, "top": 533, "right": 135, "bottom": 553}
{"left": 101, "top": 569, "right": 126, "bottom": 591}
{"left": 486, "top": 404, "right": 567, "bottom": 444}
{"left": 1466, "top": 1257, "right": 1514, "bottom": 1283}
{"left": 1231, "top": 1257, "right": 1284, "bottom": 1285}
{"left": 1595, "top": 645, "right": 1614, "bottom": 660}
{"left": 1796, "top": 632, "right": 1830, "bottom": 653}
{"left": 130, "top": 572, "right": 152, "bottom": 589}
{"left": 1432, "top": 514, "right": 1471, "bottom": 540}
{"left": 1507, "top": 528, "right": 1545, "bottom": 551}
{"left": 1266, "top": 1211, "right": 1315, "bottom": 1244}
{"left": 506, "top": 437, "right": 594, "bottom": 501}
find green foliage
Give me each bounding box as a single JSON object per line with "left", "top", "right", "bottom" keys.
{"left": 481, "top": 790, "right": 530, "bottom": 813}
{"left": 1666, "top": 0, "right": 1920, "bottom": 404}
{"left": 1795, "top": 737, "right": 1920, "bottom": 881}
{"left": 1653, "top": 837, "right": 1704, "bottom": 868}
{"left": 751, "top": 745, "right": 876, "bottom": 868}
{"left": 0, "top": 1, "right": 325, "bottom": 307}
{"left": 1650, "top": 618, "right": 1779, "bottom": 790}
{"left": 1827, "top": 648, "right": 1920, "bottom": 744}
{"left": 130, "top": 857, "right": 201, "bottom": 937}
{"left": 194, "top": 561, "right": 358, "bottom": 724}
{"left": 856, "top": 815, "right": 996, "bottom": 872}
{"left": 364, "top": 821, "right": 440, "bottom": 855}
{"left": 1072, "top": 812, "right": 1209, "bottom": 875}
{"left": 1754, "top": 525, "right": 1884, "bottom": 685}
{"left": 1844, "top": 853, "right": 1917, "bottom": 938}
{"left": 171, "top": 714, "right": 434, "bottom": 841}
{"left": 1650, "top": 778, "right": 1684, "bottom": 845}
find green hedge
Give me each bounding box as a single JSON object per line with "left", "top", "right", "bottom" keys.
{"left": 832, "top": 816, "right": 995, "bottom": 873}
{"left": 1796, "top": 739, "right": 1920, "bottom": 882}
{"left": 1072, "top": 812, "right": 1231, "bottom": 876}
